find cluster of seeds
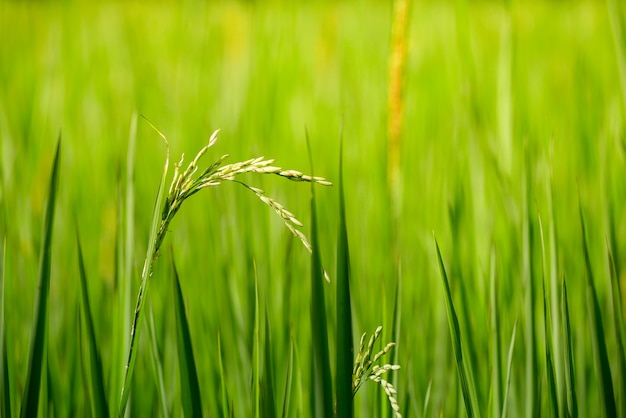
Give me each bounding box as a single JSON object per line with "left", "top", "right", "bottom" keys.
{"left": 352, "top": 326, "right": 402, "bottom": 417}
{"left": 146, "top": 125, "right": 332, "bottom": 269}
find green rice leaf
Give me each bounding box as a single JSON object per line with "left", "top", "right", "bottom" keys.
{"left": 538, "top": 213, "right": 559, "bottom": 418}
{"left": 172, "top": 253, "right": 202, "bottom": 418}
{"left": 336, "top": 134, "right": 354, "bottom": 418}
{"left": 607, "top": 240, "right": 626, "bottom": 418}
{"left": 307, "top": 133, "right": 332, "bottom": 418}
{"left": 76, "top": 230, "right": 109, "bottom": 418}
{"left": 561, "top": 280, "right": 578, "bottom": 418}
{"left": 281, "top": 326, "right": 294, "bottom": 418}
{"left": 489, "top": 248, "right": 502, "bottom": 418}
{"left": 253, "top": 266, "right": 261, "bottom": 418}
{"left": 112, "top": 113, "right": 137, "bottom": 412}
{"left": 1, "top": 234, "right": 12, "bottom": 418}
{"left": 434, "top": 235, "right": 479, "bottom": 418}
{"left": 262, "top": 306, "right": 277, "bottom": 418}
{"left": 20, "top": 136, "right": 60, "bottom": 418}
{"left": 217, "top": 329, "right": 231, "bottom": 418}
{"left": 579, "top": 202, "right": 616, "bottom": 417}
{"left": 522, "top": 155, "right": 538, "bottom": 418}
{"left": 119, "top": 120, "right": 169, "bottom": 417}
{"left": 502, "top": 320, "right": 518, "bottom": 418}
{"left": 146, "top": 304, "right": 169, "bottom": 416}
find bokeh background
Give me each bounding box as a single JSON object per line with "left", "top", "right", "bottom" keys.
{"left": 1, "top": 0, "right": 625, "bottom": 416}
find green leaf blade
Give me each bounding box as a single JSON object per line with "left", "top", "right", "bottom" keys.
{"left": 20, "top": 137, "right": 61, "bottom": 418}
{"left": 579, "top": 203, "right": 616, "bottom": 418}
{"left": 172, "top": 255, "right": 202, "bottom": 418}
{"left": 76, "top": 231, "right": 110, "bottom": 418}
{"left": 336, "top": 138, "right": 353, "bottom": 418}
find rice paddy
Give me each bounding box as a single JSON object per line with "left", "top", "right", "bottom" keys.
{"left": 1, "top": 0, "right": 625, "bottom": 417}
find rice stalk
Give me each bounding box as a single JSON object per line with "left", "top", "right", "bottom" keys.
{"left": 561, "top": 280, "right": 578, "bottom": 418}
{"left": 522, "top": 153, "right": 539, "bottom": 418}
{"left": 387, "top": 0, "right": 410, "bottom": 222}
{"left": 308, "top": 151, "right": 332, "bottom": 418}
{"left": 538, "top": 212, "right": 559, "bottom": 418}
{"left": 217, "top": 328, "right": 231, "bottom": 418}
{"left": 336, "top": 134, "right": 354, "bottom": 418}
{"left": 76, "top": 230, "right": 109, "bottom": 418}
{"left": 434, "top": 236, "right": 480, "bottom": 418}
{"left": 280, "top": 326, "right": 294, "bottom": 418}
{"left": 253, "top": 265, "right": 261, "bottom": 418}
{"left": 20, "top": 137, "right": 60, "bottom": 418}
{"left": 489, "top": 248, "right": 502, "bottom": 418}
{"left": 579, "top": 201, "right": 616, "bottom": 417}
{"left": 606, "top": 239, "right": 625, "bottom": 417}
{"left": 352, "top": 326, "right": 401, "bottom": 418}
{"left": 1, "top": 234, "right": 12, "bottom": 418}
{"left": 146, "top": 303, "right": 169, "bottom": 416}
{"left": 172, "top": 252, "right": 202, "bottom": 418}
{"left": 262, "top": 306, "right": 277, "bottom": 418}
{"left": 502, "top": 320, "right": 518, "bottom": 418}
{"left": 118, "top": 120, "right": 331, "bottom": 416}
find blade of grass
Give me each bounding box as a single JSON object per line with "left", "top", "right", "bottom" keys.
{"left": 502, "top": 320, "right": 518, "bottom": 418}
{"left": 76, "top": 230, "right": 109, "bottom": 418}
{"left": 561, "top": 280, "right": 578, "bottom": 418}
{"left": 262, "top": 306, "right": 277, "bottom": 417}
{"left": 307, "top": 133, "right": 332, "bottom": 418}
{"left": 253, "top": 264, "right": 260, "bottom": 418}
{"left": 217, "top": 328, "right": 231, "bottom": 418}
{"left": 422, "top": 378, "right": 432, "bottom": 418}
{"left": 388, "top": 270, "right": 401, "bottom": 418}
{"left": 489, "top": 248, "right": 502, "bottom": 418}
{"left": 146, "top": 303, "right": 169, "bottom": 417}
{"left": 1, "top": 234, "right": 12, "bottom": 418}
{"left": 20, "top": 136, "right": 60, "bottom": 418}
{"left": 434, "top": 235, "right": 478, "bottom": 418}
{"left": 119, "top": 121, "right": 169, "bottom": 417}
{"left": 538, "top": 212, "right": 559, "bottom": 418}
{"left": 336, "top": 133, "right": 354, "bottom": 418}
{"left": 522, "top": 153, "right": 539, "bottom": 418}
{"left": 281, "top": 326, "right": 294, "bottom": 418}
{"left": 579, "top": 201, "right": 616, "bottom": 417}
{"left": 606, "top": 240, "right": 625, "bottom": 417}
{"left": 172, "top": 252, "right": 202, "bottom": 418}
{"left": 113, "top": 112, "right": 137, "bottom": 410}
{"left": 548, "top": 172, "right": 564, "bottom": 416}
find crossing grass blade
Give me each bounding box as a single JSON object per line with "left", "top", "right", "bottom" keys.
{"left": 502, "top": 320, "right": 518, "bottom": 418}
{"left": 252, "top": 265, "right": 261, "bottom": 418}
{"left": 538, "top": 213, "right": 559, "bottom": 418}
{"left": 522, "top": 156, "right": 539, "bottom": 418}
{"left": 20, "top": 137, "right": 60, "bottom": 418}
{"left": 434, "top": 235, "right": 478, "bottom": 418}
{"left": 579, "top": 202, "right": 616, "bottom": 417}
{"left": 112, "top": 112, "right": 137, "bottom": 410}
{"left": 262, "top": 306, "right": 277, "bottom": 417}
{"left": 172, "top": 253, "right": 202, "bottom": 418}
{"left": 1, "top": 234, "right": 12, "bottom": 418}
{"left": 561, "top": 280, "right": 578, "bottom": 418}
{"left": 146, "top": 303, "right": 169, "bottom": 416}
{"left": 281, "top": 326, "right": 294, "bottom": 418}
{"left": 76, "top": 230, "right": 109, "bottom": 418}
{"left": 489, "top": 248, "right": 502, "bottom": 418}
{"left": 335, "top": 134, "right": 354, "bottom": 418}
{"left": 119, "top": 122, "right": 169, "bottom": 417}
{"left": 606, "top": 240, "right": 625, "bottom": 417}
{"left": 217, "top": 329, "right": 231, "bottom": 418}
{"left": 307, "top": 134, "right": 332, "bottom": 418}
{"left": 388, "top": 271, "right": 401, "bottom": 418}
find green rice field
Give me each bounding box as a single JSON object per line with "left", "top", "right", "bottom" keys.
{"left": 1, "top": 0, "right": 625, "bottom": 417}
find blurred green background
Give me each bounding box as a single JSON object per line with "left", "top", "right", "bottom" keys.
{"left": 1, "top": 0, "right": 625, "bottom": 416}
